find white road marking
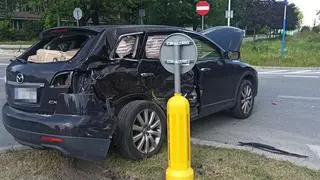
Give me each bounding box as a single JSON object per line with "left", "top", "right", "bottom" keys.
{"left": 258, "top": 70, "right": 320, "bottom": 75}
{"left": 307, "top": 144, "right": 320, "bottom": 158}
{"left": 0, "top": 63, "right": 9, "bottom": 66}
{"left": 283, "top": 75, "right": 319, "bottom": 78}
{"left": 258, "top": 70, "right": 289, "bottom": 74}
{"left": 278, "top": 95, "right": 320, "bottom": 101}
{"left": 285, "top": 70, "right": 312, "bottom": 74}
{"left": 0, "top": 77, "right": 4, "bottom": 80}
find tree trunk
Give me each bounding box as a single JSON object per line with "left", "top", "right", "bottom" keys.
{"left": 57, "top": 14, "right": 60, "bottom": 27}
{"left": 91, "top": 11, "right": 100, "bottom": 25}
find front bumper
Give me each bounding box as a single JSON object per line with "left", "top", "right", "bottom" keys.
{"left": 2, "top": 95, "right": 117, "bottom": 161}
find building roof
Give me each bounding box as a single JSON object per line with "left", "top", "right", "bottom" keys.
{"left": 11, "top": 11, "right": 41, "bottom": 20}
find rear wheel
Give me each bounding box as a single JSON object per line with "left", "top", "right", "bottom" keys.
{"left": 116, "top": 100, "right": 166, "bottom": 159}
{"left": 230, "top": 80, "right": 255, "bottom": 119}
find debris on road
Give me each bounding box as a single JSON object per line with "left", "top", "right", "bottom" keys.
{"left": 238, "top": 142, "right": 308, "bottom": 158}
{"left": 272, "top": 100, "right": 281, "bottom": 105}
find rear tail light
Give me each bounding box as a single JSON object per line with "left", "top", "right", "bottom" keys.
{"left": 50, "top": 71, "right": 73, "bottom": 88}
{"left": 40, "top": 136, "right": 64, "bottom": 143}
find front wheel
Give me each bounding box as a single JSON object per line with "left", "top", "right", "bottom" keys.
{"left": 230, "top": 80, "right": 255, "bottom": 119}
{"left": 116, "top": 100, "right": 166, "bottom": 160}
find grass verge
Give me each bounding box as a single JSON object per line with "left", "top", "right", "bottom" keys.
{"left": 241, "top": 32, "right": 320, "bottom": 67}
{"left": 1, "top": 145, "right": 319, "bottom": 180}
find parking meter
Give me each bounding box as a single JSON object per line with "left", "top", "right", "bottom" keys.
{"left": 159, "top": 33, "right": 198, "bottom": 180}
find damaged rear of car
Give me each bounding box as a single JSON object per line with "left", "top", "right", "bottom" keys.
{"left": 3, "top": 27, "right": 117, "bottom": 160}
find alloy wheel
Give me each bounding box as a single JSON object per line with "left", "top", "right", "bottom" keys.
{"left": 240, "top": 85, "right": 253, "bottom": 114}
{"left": 132, "top": 109, "right": 162, "bottom": 154}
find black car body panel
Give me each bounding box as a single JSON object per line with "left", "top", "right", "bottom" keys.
{"left": 2, "top": 25, "right": 258, "bottom": 160}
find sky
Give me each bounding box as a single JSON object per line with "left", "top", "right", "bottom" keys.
{"left": 289, "top": 0, "right": 320, "bottom": 26}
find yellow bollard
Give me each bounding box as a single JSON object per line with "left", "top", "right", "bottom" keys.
{"left": 166, "top": 93, "right": 194, "bottom": 180}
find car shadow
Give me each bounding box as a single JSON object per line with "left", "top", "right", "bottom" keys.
{"left": 191, "top": 112, "right": 238, "bottom": 133}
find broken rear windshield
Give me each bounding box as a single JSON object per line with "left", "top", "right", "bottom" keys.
{"left": 25, "top": 34, "right": 90, "bottom": 63}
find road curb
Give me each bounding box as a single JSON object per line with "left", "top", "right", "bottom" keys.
{"left": 253, "top": 66, "right": 320, "bottom": 70}
{"left": 0, "top": 45, "right": 31, "bottom": 50}
{"left": 191, "top": 138, "right": 320, "bottom": 170}
{"left": 0, "top": 145, "right": 30, "bottom": 153}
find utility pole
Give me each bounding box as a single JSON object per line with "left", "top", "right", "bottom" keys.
{"left": 227, "top": 0, "right": 231, "bottom": 26}
{"left": 280, "top": 0, "right": 288, "bottom": 56}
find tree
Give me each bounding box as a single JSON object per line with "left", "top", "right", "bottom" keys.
{"left": 244, "top": 0, "right": 301, "bottom": 37}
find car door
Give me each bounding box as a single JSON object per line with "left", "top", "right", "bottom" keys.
{"left": 189, "top": 34, "right": 235, "bottom": 117}
{"left": 137, "top": 32, "right": 197, "bottom": 110}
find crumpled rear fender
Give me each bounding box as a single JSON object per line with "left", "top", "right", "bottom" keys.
{"left": 55, "top": 93, "right": 117, "bottom": 140}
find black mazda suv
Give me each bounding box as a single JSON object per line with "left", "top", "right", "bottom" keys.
{"left": 3, "top": 25, "right": 258, "bottom": 161}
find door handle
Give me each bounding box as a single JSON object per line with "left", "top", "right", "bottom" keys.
{"left": 140, "top": 73, "right": 155, "bottom": 77}
{"left": 200, "top": 68, "right": 211, "bottom": 72}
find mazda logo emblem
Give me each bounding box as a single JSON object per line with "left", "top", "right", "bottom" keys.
{"left": 16, "top": 73, "right": 24, "bottom": 84}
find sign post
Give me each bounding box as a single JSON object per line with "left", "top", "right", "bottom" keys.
{"left": 160, "top": 33, "right": 198, "bottom": 180}
{"left": 281, "top": 0, "right": 288, "bottom": 56}
{"left": 196, "top": 1, "right": 210, "bottom": 30}
{"left": 73, "top": 8, "right": 83, "bottom": 27}
{"left": 227, "top": 0, "right": 232, "bottom": 26}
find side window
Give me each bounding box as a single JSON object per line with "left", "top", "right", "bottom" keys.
{"left": 192, "top": 37, "right": 220, "bottom": 61}
{"left": 144, "top": 35, "right": 167, "bottom": 59}
{"left": 114, "top": 35, "right": 140, "bottom": 59}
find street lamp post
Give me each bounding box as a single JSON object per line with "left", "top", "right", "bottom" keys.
{"left": 281, "top": 0, "right": 288, "bottom": 56}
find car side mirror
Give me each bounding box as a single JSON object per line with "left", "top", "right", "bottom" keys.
{"left": 225, "top": 51, "right": 240, "bottom": 60}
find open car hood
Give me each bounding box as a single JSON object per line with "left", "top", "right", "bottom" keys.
{"left": 200, "top": 26, "right": 245, "bottom": 52}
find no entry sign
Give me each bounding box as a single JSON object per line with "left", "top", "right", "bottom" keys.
{"left": 196, "top": 1, "right": 210, "bottom": 16}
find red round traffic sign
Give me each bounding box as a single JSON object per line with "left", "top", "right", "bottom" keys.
{"left": 196, "top": 1, "right": 210, "bottom": 16}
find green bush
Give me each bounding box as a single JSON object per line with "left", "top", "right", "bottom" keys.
{"left": 300, "top": 26, "right": 311, "bottom": 32}
{"left": 0, "top": 20, "right": 13, "bottom": 40}
{"left": 0, "top": 20, "right": 40, "bottom": 41}
{"left": 312, "top": 26, "right": 320, "bottom": 34}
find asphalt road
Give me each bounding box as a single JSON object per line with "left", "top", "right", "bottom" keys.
{"left": 1, "top": 55, "right": 320, "bottom": 167}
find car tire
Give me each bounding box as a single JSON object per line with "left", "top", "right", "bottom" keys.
{"left": 230, "top": 80, "right": 255, "bottom": 119}
{"left": 116, "top": 100, "right": 166, "bottom": 160}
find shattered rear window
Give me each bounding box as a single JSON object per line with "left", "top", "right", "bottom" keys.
{"left": 27, "top": 34, "right": 89, "bottom": 63}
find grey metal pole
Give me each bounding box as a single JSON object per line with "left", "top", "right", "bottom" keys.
{"left": 77, "top": 20, "right": 79, "bottom": 27}
{"left": 201, "top": 16, "right": 204, "bottom": 30}
{"left": 227, "top": 0, "right": 231, "bottom": 26}
{"left": 174, "top": 45, "right": 181, "bottom": 93}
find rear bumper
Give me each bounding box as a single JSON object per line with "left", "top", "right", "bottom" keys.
{"left": 2, "top": 102, "right": 116, "bottom": 161}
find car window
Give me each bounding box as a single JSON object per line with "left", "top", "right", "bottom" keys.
{"left": 144, "top": 35, "right": 167, "bottom": 59}
{"left": 114, "top": 35, "right": 140, "bottom": 59}
{"left": 192, "top": 37, "right": 220, "bottom": 61}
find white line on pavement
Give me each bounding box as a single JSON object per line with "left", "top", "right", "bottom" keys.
{"left": 283, "top": 75, "right": 319, "bottom": 78}
{"left": 278, "top": 95, "right": 320, "bottom": 101}
{"left": 258, "top": 70, "right": 289, "bottom": 74}
{"left": 285, "top": 70, "right": 312, "bottom": 74}
{"left": 0, "top": 63, "right": 9, "bottom": 66}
